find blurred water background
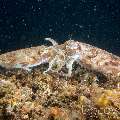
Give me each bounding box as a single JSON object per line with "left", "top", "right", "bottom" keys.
{"left": 0, "top": 0, "right": 120, "bottom": 55}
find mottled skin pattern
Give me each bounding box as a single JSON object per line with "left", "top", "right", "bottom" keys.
{"left": 0, "top": 38, "right": 120, "bottom": 80}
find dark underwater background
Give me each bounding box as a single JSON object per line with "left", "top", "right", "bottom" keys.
{"left": 0, "top": 0, "right": 120, "bottom": 55}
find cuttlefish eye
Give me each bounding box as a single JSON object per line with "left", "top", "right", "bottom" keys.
{"left": 51, "top": 63, "right": 58, "bottom": 70}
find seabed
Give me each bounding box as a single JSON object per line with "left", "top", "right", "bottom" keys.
{"left": 0, "top": 39, "right": 120, "bottom": 120}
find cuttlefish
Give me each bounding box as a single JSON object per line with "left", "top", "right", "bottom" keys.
{"left": 0, "top": 38, "right": 120, "bottom": 80}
